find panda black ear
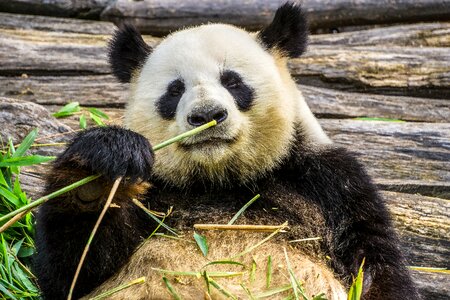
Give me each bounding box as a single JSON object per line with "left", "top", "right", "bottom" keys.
{"left": 257, "top": 2, "right": 308, "bottom": 58}
{"left": 108, "top": 24, "right": 152, "bottom": 83}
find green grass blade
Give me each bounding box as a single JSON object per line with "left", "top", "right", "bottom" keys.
{"left": 228, "top": 194, "right": 260, "bottom": 225}
{"left": 208, "top": 278, "right": 237, "bottom": 300}
{"left": 202, "top": 260, "right": 245, "bottom": 269}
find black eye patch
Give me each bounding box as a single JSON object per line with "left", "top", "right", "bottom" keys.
{"left": 220, "top": 70, "right": 255, "bottom": 111}
{"left": 156, "top": 79, "right": 185, "bottom": 119}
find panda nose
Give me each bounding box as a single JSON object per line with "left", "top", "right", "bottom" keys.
{"left": 187, "top": 108, "right": 228, "bottom": 127}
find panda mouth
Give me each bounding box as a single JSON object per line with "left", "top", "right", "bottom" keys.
{"left": 179, "top": 137, "right": 236, "bottom": 150}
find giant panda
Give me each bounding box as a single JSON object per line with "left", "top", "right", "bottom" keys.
{"left": 34, "top": 2, "right": 420, "bottom": 300}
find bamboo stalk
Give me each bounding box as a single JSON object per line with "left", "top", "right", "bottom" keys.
{"left": 0, "top": 210, "right": 29, "bottom": 233}
{"left": 0, "top": 174, "right": 101, "bottom": 223}
{"left": 67, "top": 177, "right": 123, "bottom": 300}
{"left": 194, "top": 224, "right": 287, "bottom": 232}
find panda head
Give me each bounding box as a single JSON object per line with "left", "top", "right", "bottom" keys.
{"left": 109, "top": 2, "right": 330, "bottom": 187}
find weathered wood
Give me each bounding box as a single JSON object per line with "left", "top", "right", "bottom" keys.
{"left": 0, "top": 12, "right": 115, "bottom": 34}
{"left": 100, "top": 0, "right": 450, "bottom": 36}
{"left": 0, "top": 97, "right": 72, "bottom": 148}
{"left": 2, "top": 75, "right": 449, "bottom": 123}
{"left": 0, "top": 75, "right": 127, "bottom": 107}
{"left": 301, "top": 85, "right": 450, "bottom": 123}
{"left": 310, "top": 22, "right": 450, "bottom": 47}
{"left": 411, "top": 271, "right": 450, "bottom": 300}
{"left": 290, "top": 45, "right": 450, "bottom": 99}
{"left": 321, "top": 119, "right": 450, "bottom": 198}
{"left": 0, "top": 25, "right": 157, "bottom": 75}
{"left": 0, "top": 0, "right": 110, "bottom": 19}
{"left": 2, "top": 22, "right": 449, "bottom": 98}
{"left": 383, "top": 191, "right": 449, "bottom": 264}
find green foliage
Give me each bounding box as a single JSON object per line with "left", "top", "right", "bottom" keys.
{"left": 53, "top": 102, "right": 109, "bottom": 129}
{"left": 347, "top": 258, "right": 365, "bottom": 300}
{"left": 0, "top": 129, "right": 55, "bottom": 299}
{"left": 193, "top": 232, "right": 209, "bottom": 257}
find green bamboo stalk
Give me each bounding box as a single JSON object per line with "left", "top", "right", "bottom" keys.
{"left": 153, "top": 120, "right": 217, "bottom": 151}
{"left": 0, "top": 174, "right": 101, "bottom": 223}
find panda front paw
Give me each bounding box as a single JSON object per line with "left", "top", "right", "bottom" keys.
{"left": 54, "top": 126, "right": 154, "bottom": 182}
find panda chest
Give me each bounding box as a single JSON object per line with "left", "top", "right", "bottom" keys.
{"left": 148, "top": 180, "right": 327, "bottom": 243}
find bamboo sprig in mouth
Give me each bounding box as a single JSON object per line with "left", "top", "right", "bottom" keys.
{"left": 0, "top": 120, "right": 217, "bottom": 227}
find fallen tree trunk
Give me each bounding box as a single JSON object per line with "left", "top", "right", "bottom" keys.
{"left": 310, "top": 22, "right": 450, "bottom": 47}
{"left": 290, "top": 45, "right": 450, "bottom": 99}
{"left": 2, "top": 23, "right": 449, "bottom": 98}
{"left": 0, "top": 0, "right": 109, "bottom": 19}
{"left": 100, "top": 0, "right": 450, "bottom": 36}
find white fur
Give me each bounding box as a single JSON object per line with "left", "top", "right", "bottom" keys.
{"left": 125, "top": 24, "right": 331, "bottom": 187}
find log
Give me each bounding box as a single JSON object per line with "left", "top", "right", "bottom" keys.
{"left": 2, "top": 75, "right": 449, "bottom": 123}
{"left": 0, "top": 0, "right": 110, "bottom": 19}
{"left": 0, "top": 25, "right": 158, "bottom": 75}
{"left": 0, "top": 12, "right": 115, "bottom": 34}
{"left": 290, "top": 45, "right": 450, "bottom": 99}
{"left": 99, "top": 0, "right": 450, "bottom": 36}
{"left": 310, "top": 22, "right": 450, "bottom": 47}
{"left": 1, "top": 13, "right": 449, "bottom": 98}
{"left": 0, "top": 97, "right": 72, "bottom": 149}
{"left": 300, "top": 85, "right": 450, "bottom": 123}
{"left": 320, "top": 119, "right": 450, "bottom": 198}
{"left": 0, "top": 75, "right": 127, "bottom": 107}
{"left": 411, "top": 271, "right": 450, "bottom": 300}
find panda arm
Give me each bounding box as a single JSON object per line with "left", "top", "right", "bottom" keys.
{"left": 286, "top": 147, "right": 419, "bottom": 299}
{"left": 34, "top": 127, "right": 154, "bottom": 299}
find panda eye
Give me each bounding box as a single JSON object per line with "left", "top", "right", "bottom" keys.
{"left": 221, "top": 71, "right": 242, "bottom": 89}
{"left": 167, "top": 79, "right": 185, "bottom": 97}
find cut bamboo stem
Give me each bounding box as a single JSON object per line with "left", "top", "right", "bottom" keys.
{"left": 0, "top": 210, "right": 29, "bottom": 233}
{"left": 194, "top": 224, "right": 287, "bottom": 232}
{"left": 67, "top": 176, "right": 123, "bottom": 300}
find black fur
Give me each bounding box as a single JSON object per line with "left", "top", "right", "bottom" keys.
{"left": 108, "top": 24, "right": 152, "bottom": 83}
{"left": 35, "top": 127, "right": 420, "bottom": 299}
{"left": 54, "top": 126, "right": 154, "bottom": 182}
{"left": 220, "top": 70, "right": 255, "bottom": 111}
{"left": 257, "top": 2, "right": 308, "bottom": 58}
{"left": 156, "top": 79, "right": 185, "bottom": 119}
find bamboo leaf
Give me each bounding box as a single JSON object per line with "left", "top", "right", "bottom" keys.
{"left": 0, "top": 155, "right": 55, "bottom": 167}
{"left": 52, "top": 102, "right": 80, "bottom": 118}
{"left": 162, "top": 277, "right": 181, "bottom": 300}
{"left": 193, "top": 232, "right": 209, "bottom": 257}
{"left": 79, "top": 114, "right": 87, "bottom": 129}
{"left": 0, "top": 185, "right": 20, "bottom": 206}
{"left": 88, "top": 108, "right": 109, "bottom": 120}
{"left": 266, "top": 255, "right": 272, "bottom": 288}
{"left": 12, "top": 128, "right": 38, "bottom": 158}
{"left": 202, "top": 260, "right": 245, "bottom": 268}
{"left": 347, "top": 258, "right": 365, "bottom": 300}
{"left": 90, "top": 112, "right": 105, "bottom": 126}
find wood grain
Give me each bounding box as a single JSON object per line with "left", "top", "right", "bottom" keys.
{"left": 2, "top": 76, "right": 449, "bottom": 123}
